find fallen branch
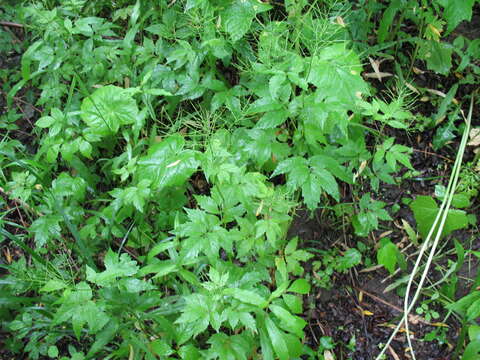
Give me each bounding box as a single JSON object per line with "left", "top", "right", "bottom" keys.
{"left": 354, "top": 286, "right": 431, "bottom": 325}
{"left": 0, "top": 21, "right": 24, "bottom": 28}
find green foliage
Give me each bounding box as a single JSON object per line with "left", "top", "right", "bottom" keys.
{"left": 311, "top": 248, "right": 362, "bottom": 289}
{"left": 377, "top": 237, "right": 406, "bottom": 274}
{"left": 3, "top": 0, "right": 474, "bottom": 358}
{"left": 410, "top": 195, "right": 469, "bottom": 239}
{"left": 352, "top": 194, "right": 392, "bottom": 237}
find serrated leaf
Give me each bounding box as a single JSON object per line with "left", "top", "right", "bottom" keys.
{"left": 30, "top": 215, "right": 62, "bottom": 247}
{"left": 311, "top": 167, "right": 339, "bottom": 201}
{"left": 307, "top": 44, "right": 368, "bottom": 104}
{"left": 301, "top": 174, "right": 322, "bottom": 210}
{"left": 86, "top": 249, "right": 138, "bottom": 286}
{"left": 223, "top": 288, "right": 268, "bottom": 308}
{"left": 238, "top": 312, "right": 257, "bottom": 333}
{"left": 269, "top": 304, "right": 306, "bottom": 337}
{"left": 272, "top": 157, "right": 309, "bottom": 191}
{"left": 338, "top": 248, "right": 362, "bottom": 271}
{"left": 207, "top": 333, "right": 251, "bottom": 360}
{"left": 81, "top": 85, "right": 137, "bottom": 137}
{"left": 136, "top": 135, "right": 199, "bottom": 190}
{"left": 40, "top": 279, "right": 67, "bottom": 293}
{"left": 222, "top": 1, "right": 256, "bottom": 42}
{"left": 443, "top": 0, "right": 475, "bottom": 32}
{"left": 423, "top": 41, "right": 453, "bottom": 75}
{"left": 256, "top": 110, "right": 289, "bottom": 129}
{"left": 269, "top": 73, "right": 286, "bottom": 100}
{"left": 265, "top": 316, "right": 289, "bottom": 360}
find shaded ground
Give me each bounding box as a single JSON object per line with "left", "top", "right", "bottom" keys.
{"left": 290, "top": 205, "right": 478, "bottom": 359}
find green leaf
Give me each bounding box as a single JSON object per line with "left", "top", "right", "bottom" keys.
{"left": 434, "top": 84, "right": 458, "bottom": 123}
{"left": 269, "top": 73, "right": 287, "bottom": 100}
{"left": 207, "top": 333, "right": 251, "bottom": 360}
{"left": 269, "top": 304, "right": 306, "bottom": 337}
{"left": 79, "top": 140, "right": 93, "bottom": 159}
{"left": 377, "top": 0, "right": 402, "bottom": 43}
{"left": 467, "top": 299, "right": 480, "bottom": 321}
{"left": 265, "top": 316, "right": 289, "bottom": 360}
{"left": 86, "top": 249, "right": 138, "bottom": 286}
{"left": 288, "top": 279, "right": 310, "bottom": 294}
{"left": 447, "top": 291, "right": 480, "bottom": 316}
{"left": 40, "top": 279, "right": 68, "bottom": 293}
{"left": 469, "top": 325, "right": 480, "bottom": 342}
{"left": 310, "top": 155, "right": 353, "bottom": 184}
{"left": 282, "top": 294, "right": 302, "bottom": 314}
{"left": 462, "top": 340, "right": 480, "bottom": 360}
{"left": 238, "top": 312, "right": 257, "bottom": 333}
{"left": 138, "top": 260, "right": 177, "bottom": 278}
{"left": 433, "top": 119, "right": 457, "bottom": 150}
{"left": 81, "top": 85, "right": 137, "bottom": 137}
{"left": 337, "top": 248, "right": 362, "bottom": 271}
{"left": 48, "top": 345, "right": 59, "bottom": 358}
{"left": 176, "top": 294, "right": 211, "bottom": 339}
{"left": 272, "top": 157, "right": 309, "bottom": 191}
{"left": 136, "top": 135, "right": 199, "bottom": 191}
{"left": 442, "top": 0, "right": 475, "bottom": 32}
{"left": 307, "top": 44, "right": 368, "bottom": 104}
{"left": 150, "top": 339, "right": 174, "bottom": 357}
{"left": 301, "top": 174, "right": 322, "bottom": 210}
{"left": 145, "top": 88, "right": 173, "bottom": 96}
{"left": 179, "top": 344, "right": 202, "bottom": 360}
{"left": 410, "top": 195, "right": 469, "bottom": 239}
{"left": 310, "top": 165, "right": 339, "bottom": 201}
{"left": 377, "top": 238, "right": 398, "bottom": 274}
{"left": 222, "top": 1, "right": 256, "bottom": 42}
{"left": 36, "top": 116, "right": 56, "bottom": 128}
{"left": 422, "top": 41, "right": 453, "bottom": 75}
{"left": 223, "top": 288, "right": 268, "bottom": 308}
{"left": 256, "top": 110, "right": 289, "bottom": 129}
{"left": 30, "top": 215, "right": 62, "bottom": 247}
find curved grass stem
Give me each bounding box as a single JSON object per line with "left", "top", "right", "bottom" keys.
{"left": 374, "top": 94, "right": 474, "bottom": 360}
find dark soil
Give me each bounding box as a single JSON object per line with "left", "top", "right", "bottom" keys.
{"left": 290, "top": 204, "right": 477, "bottom": 359}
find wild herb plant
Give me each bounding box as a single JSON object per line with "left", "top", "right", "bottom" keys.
{"left": 1, "top": 0, "right": 478, "bottom": 359}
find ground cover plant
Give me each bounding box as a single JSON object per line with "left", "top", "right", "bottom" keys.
{"left": 0, "top": 0, "right": 479, "bottom": 359}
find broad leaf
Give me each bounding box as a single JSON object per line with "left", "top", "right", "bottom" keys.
{"left": 442, "top": 0, "right": 475, "bottom": 31}
{"left": 86, "top": 249, "right": 139, "bottom": 286}
{"left": 269, "top": 304, "right": 306, "bottom": 337}
{"left": 81, "top": 85, "right": 137, "bottom": 137}
{"left": 410, "top": 196, "right": 469, "bottom": 239}
{"left": 377, "top": 238, "right": 398, "bottom": 274}
{"left": 288, "top": 279, "right": 310, "bottom": 294}
{"left": 136, "top": 135, "right": 200, "bottom": 191}
{"left": 265, "top": 316, "right": 289, "bottom": 360}
{"left": 221, "top": 0, "right": 270, "bottom": 42}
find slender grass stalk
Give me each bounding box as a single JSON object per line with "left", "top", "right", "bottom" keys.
{"left": 375, "top": 94, "right": 474, "bottom": 360}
